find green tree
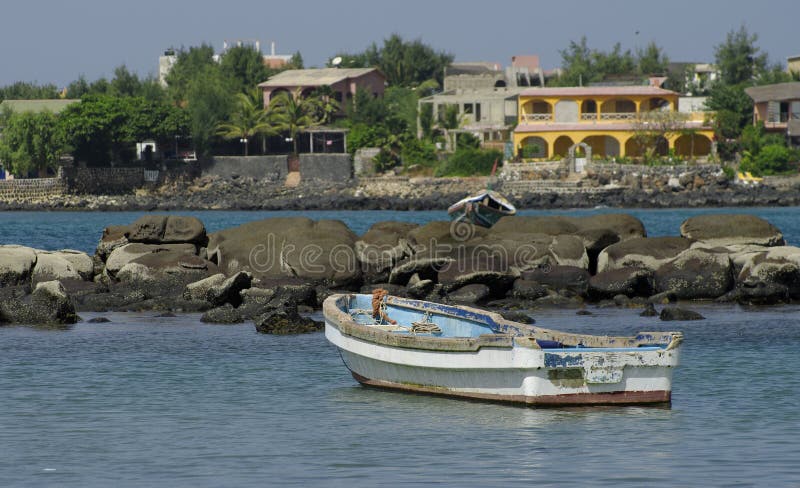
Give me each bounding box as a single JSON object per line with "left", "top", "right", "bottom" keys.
{"left": 185, "top": 66, "right": 234, "bottom": 159}
{"left": 715, "top": 25, "right": 768, "bottom": 86}
{"left": 267, "top": 88, "right": 323, "bottom": 154}
{"left": 331, "top": 35, "right": 452, "bottom": 87}
{"left": 0, "top": 82, "right": 60, "bottom": 101}
{"left": 0, "top": 110, "right": 65, "bottom": 176}
{"left": 59, "top": 95, "right": 189, "bottom": 165}
{"left": 637, "top": 41, "right": 670, "bottom": 75}
{"left": 165, "top": 44, "right": 219, "bottom": 103}
{"left": 220, "top": 45, "right": 270, "bottom": 94}
{"left": 216, "top": 91, "right": 274, "bottom": 155}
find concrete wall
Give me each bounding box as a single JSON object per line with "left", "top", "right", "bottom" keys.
{"left": 299, "top": 154, "right": 352, "bottom": 182}
{"left": 203, "top": 156, "right": 288, "bottom": 181}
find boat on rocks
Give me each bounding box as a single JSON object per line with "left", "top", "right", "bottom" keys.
{"left": 447, "top": 190, "right": 516, "bottom": 228}
{"left": 324, "top": 292, "right": 683, "bottom": 406}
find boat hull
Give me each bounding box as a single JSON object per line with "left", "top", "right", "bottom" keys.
{"left": 326, "top": 323, "right": 677, "bottom": 407}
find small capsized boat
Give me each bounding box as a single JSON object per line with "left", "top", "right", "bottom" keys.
{"left": 324, "top": 293, "right": 683, "bottom": 406}
{"left": 447, "top": 190, "right": 516, "bottom": 228}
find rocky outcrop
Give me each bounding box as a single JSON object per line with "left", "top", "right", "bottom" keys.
{"left": 254, "top": 305, "right": 323, "bottom": 334}
{"left": 589, "top": 267, "right": 655, "bottom": 299}
{"left": 680, "top": 214, "right": 784, "bottom": 247}
{"left": 0, "top": 245, "right": 37, "bottom": 286}
{"left": 0, "top": 280, "right": 78, "bottom": 326}
{"left": 597, "top": 237, "right": 692, "bottom": 273}
{"left": 654, "top": 248, "right": 734, "bottom": 299}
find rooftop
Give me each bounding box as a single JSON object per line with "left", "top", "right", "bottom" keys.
{"left": 258, "top": 68, "right": 381, "bottom": 87}
{"left": 745, "top": 82, "right": 800, "bottom": 103}
{"left": 520, "top": 86, "right": 677, "bottom": 97}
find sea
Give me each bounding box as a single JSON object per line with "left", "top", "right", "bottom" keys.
{"left": 1, "top": 208, "right": 799, "bottom": 487}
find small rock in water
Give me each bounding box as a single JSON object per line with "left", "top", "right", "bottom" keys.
{"left": 659, "top": 307, "right": 705, "bottom": 321}
{"left": 499, "top": 310, "right": 535, "bottom": 324}
{"left": 576, "top": 310, "right": 593, "bottom": 316}
{"left": 155, "top": 312, "right": 176, "bottom": 318}
{"left": 639, "top": 303, "right": 658, "bottom": 317}
{"left": 87, "top": 317, "right": 112, "bottom": 323}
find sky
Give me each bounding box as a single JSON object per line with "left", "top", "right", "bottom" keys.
{"left": 1, "top": 0, "right": 798, "bottom": 87}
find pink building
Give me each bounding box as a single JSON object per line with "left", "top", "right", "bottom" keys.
{"left": 258, "top": 68, "right": 386, "bottom": 112}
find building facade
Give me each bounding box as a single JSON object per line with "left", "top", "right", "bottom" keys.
{"left": 745, "top": 82, "right": 800, "bottom": 148}
{"left": 258, "top": 68, "right": 385, "bottom": 113}
{"left": 513, "top": 86, "right": 714, "bottom": 160}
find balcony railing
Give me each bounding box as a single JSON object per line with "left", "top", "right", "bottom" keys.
{"left": 600, "top": 112, "right": 637, "bottom": 121}
{"left": 520, "top": 113, "right": 552, "bottom": 123}
{"left": 581, "top": 113, "right": 597, "bottom": 121}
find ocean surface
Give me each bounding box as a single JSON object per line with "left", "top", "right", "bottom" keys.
{"left": 1, "top": 208, "right": 800, "bottom": 487}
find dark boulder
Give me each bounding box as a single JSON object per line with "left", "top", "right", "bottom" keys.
{"left": 659, "top": 307, "right": 705, "bottom": 321}
{"left": 499, "top": 310, "right": 535, "bottom": 324}
{"left": 521, "top": 265, "right": 590, "bottom": 296}
{"left": 0, "top": 281, "right": 78, "bottom": 326}
{"left": 598, "top": 237, "right": 692, "bottom": 273}
{"left": 254, "top": 305, "right": 323, "bottom": 334}
{"left": 509, "top": 278, "right": 549, "bottom": 301}
{"left": 201, "top": 304, "right": 245, "bottom": 324}
{"left": 654, "top": 249, "right": 734, "bottom": 299}
{"left": 447, "top": 284, "right": 490, "bottom": 304}
{"left": 589, "top": 267, "right": 655, "bottom": 299}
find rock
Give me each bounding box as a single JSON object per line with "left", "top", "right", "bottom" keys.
{"left": 105, "top": 243, "right": 197, "bottom": 277}
{"left": 356, "top": 221, "right": 417, "bottom": 283}
{"left": 447, "top": 283, "right": 490, "bottom": 303}
{"left": 184, "top": 273, "right": 227, "bottom": 301}
{"left": 571, "top": 214, "right": 646, "bottom": 243}
{"left": 654, "top": 248, "right": 734, "bottom": 299}
{"left": 648, "top": 291, "right": 677, "bottom": 304}
{"left": 254, "top": 305, "right": 323, "bottom": 334}
{"left": 640, "top": 303, "right": 658, "bottom": 317}
{"left": 533, "top": 293, "right": 584, "bottom": 307}
{"left": 205, "top": 271, "right": 252, "bottom": 307}
{"left": 549, "top": 235, "right": 589, "bottom": 269}
{"left": 597, "top": 237, "right": 692, "bottom": 273}
{"left": 54, "top": 250, "right": 95, "bottom": 280}
{"left": 163, "top": 216, "right": 207, "bottom": 244}
{"left": 388, "top": 256, "right": 454, "bottom": 285}
{"left": 510, "top": 279, "right": 549, "bottom": 301}
{"left": 659, "top": 307, "right": 705, "bottom": 321}
{"left": 0, "top": 245, "right": 37, "bottom": 286}
{"left": 0, "top": 281, "right": 78, "bottom": 325}
{"left": 589, "top": 267, "right": 655, "bottom": 299}
{"left": 737, "top": 246, "right": 800, "bottom": 299}
{"left": 521, "top": 265, "right": 590, "bottom": 296}
{"left": 576, "top": 309, "right": 593, "bottom": 316}
{"left": 201, "top": 304, "right": 244, "bottom": 324}
{"left": 126, "top": 215, "right": 168, "bottom": 243}
{"left": 406, "top": 221, "right": 488, "bottom": 250}
{"left": 437, "top": 249, "right": 514, "bottom": 293}
{"left": 96, "top": 225, "right": 130, "bottom": 261}
{"left": 407, "top": 278, "right": 435, "bottom": 299}
{"left": 87, "top": 317, "right": 111, "bottom": 323}
{"left": 680, "top": 214, "right": 785, "bottom": 247}
{"left": 117, "top": 252, "right": 216, "bottom": 284}
{"left": 499, "top": 310, "right": 535, "bottom": 324}
{"left": 31, "top": 252, "right": 83, "bottom": 285}
{"left": 207, "top": 217, "right": 360, "bottom": 287}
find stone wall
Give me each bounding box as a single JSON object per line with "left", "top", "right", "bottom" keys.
{"left": 0, "top": 177, "right": 64, "bottom": 200}
{"left": 500, "top": 161, "right": 570, "bottom": 181}
{"left": 61, "top": 167, "right": 145, "bottom": 195}
{"left": 299, "top": 154, "right": 353, "bottom": 182}
{"left": 203, "top": 156, "right": 288, "bottom": 181}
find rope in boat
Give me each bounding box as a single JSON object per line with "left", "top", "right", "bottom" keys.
{"left": 410, "top": 311, "right": 442, "bottom": 334}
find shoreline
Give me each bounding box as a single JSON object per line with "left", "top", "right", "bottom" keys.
{"left": 2, "top": 180, "right": 800, "bottom": 212}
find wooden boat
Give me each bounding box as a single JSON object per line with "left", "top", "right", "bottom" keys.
{"left": 447, "top": 190, "right": 516, "bottom": 228}
{"left": 324, "top": 293, "right": 683, "bottom": 406}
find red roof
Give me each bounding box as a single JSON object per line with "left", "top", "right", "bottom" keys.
{"left": 520, "top": 86, "right": 677, "bottom": 97}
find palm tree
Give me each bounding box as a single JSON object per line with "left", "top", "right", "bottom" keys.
{"left": 267, "top": 88, "right": 323, "bottom": 155}
{"left": 216, "top": 90, "right": 274, "bottom": 156}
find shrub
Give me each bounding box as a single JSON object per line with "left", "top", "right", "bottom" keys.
{"left": 434, "top": 148, "right": 502, "bottom": 177}
{"left": 740, "top": 143, "right": 798, "bottom": 176}
{"left": 401, "top": 138, "right": 437, "bottom": 167}
{"left": 373, "top": 149, "right": 399, "bottom": 173}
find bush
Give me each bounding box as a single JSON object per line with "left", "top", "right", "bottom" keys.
{"left": 373, "top": 149, "right": 399, "bottom": 173}
{"left": 401, "top": 138, "right": 437, "bottom": 167}
{"left": 740, "top": 143, "right": 798, "bottom": 176}
{"left": 434, "top": 148, "right": 502, "bottom": 177}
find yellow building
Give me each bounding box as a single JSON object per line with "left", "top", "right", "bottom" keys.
{"left": 513, "top": 86, "right": 714, "bottom": 160}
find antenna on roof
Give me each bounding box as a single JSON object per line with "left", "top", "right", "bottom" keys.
{"left": 331, "top": 56, "right": 342, "bottom": 68}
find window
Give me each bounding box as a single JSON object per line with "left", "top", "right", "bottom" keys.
{"left": 475, "top": 103, "right": 481, "bottom": 121}
{"left": 792, "top": 101, "right": 800, "bottom": 120}
{"left": 463, "top": 103, "right": 474, "bottom": 114}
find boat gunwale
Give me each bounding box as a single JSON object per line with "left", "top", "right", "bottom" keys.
{"left": 323, "top": 294, "right": 683, "bottom": 353}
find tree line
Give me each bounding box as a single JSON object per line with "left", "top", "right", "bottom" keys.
{"left": 2, "top": 28, "right": 799, "bottom": 178}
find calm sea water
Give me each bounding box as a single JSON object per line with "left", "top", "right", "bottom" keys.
{"left": 1, "top": 209, "right": 800, "bottom": 487}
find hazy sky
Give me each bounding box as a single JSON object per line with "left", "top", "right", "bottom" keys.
{"left": 2, "top": 0, "right": 797, "bottom": 87}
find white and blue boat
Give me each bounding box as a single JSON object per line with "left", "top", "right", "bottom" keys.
{"left": 324, "top": 294, "right": 683, "bottom": 406}
{"left": 447, "top": 190, "right": 516, "bottom": 228}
